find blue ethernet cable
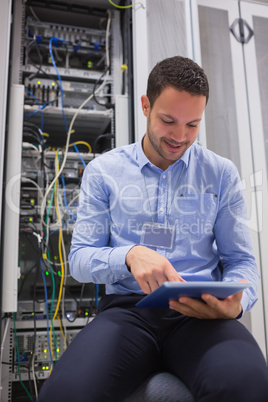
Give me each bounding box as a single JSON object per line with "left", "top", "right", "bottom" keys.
{"left": 71, "top": 143, "right": 87, "bottom": 169}
{"left": 61, "top": 174, "right": 77, "bottom": 219}
{"left": 49, "top": 37, "right": 69, "bottom": 133}
{"left": 24, "top": 88, "right": 44, "bottom": 131}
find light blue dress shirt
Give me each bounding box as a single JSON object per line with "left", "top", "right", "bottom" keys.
{"left": 69, "top": 140, "right": 259, "bottom": 313}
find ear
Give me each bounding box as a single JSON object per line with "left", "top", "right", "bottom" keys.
{"left": 141, "top": 95, "right": 150, "bottom": 117}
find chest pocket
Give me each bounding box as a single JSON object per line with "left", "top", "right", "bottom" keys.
{"left": 175, "top": 193, "right": 218, "bottom": 238}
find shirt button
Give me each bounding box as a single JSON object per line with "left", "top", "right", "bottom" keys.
{"left": 122, "top": 274, "right": 126, "bottom": 278}
{"left": 163, "top": 175, "right": 166, "bottom": 179}
{"left": 159, "top": 207, "right": 164, "bottom": 212}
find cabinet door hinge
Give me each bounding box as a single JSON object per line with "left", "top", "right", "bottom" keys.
{"left": 230, "top": 18, "right": 254, "bottom": 44}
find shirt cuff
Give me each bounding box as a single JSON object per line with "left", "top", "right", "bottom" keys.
{"left": 108, "top": 245, "right": 135, "bottom": 281}
{"left": 239, "top": 290, "right": 250, "bottom": 316}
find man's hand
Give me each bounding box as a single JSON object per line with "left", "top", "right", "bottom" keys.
{"left": 169, "top": 290, "right": 243, "bottom": 319}
{"left": 125, "top": 245, "right": 185, "bottom": 294}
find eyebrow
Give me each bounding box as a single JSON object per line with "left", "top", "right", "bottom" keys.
{"left": 159, "top": 113, "right": 202, "bottom": 124}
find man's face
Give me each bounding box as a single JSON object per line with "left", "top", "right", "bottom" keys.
{"left": 141, "top": 87, "right": 207, "bottom": 170}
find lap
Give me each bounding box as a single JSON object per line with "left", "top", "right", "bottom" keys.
{"left": 39, "top": 295, "right": 268, "bottom": 402}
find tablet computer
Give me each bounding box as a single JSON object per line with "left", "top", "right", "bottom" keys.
{"left": 136, "top": 281, "right": 252, "bottom": 308}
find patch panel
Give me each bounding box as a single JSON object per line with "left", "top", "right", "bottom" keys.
{"left": 24, "top": 77, "right": 109, "bottom": 110}
{"left": 25, "top": 17, "right": 107, "bottom": 73}
{"left": 0, "top": 318, "right": 93, "bottom": 401}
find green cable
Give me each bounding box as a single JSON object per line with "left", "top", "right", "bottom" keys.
{"left": 13, "top": 313, "right": 33, "bottom": 401}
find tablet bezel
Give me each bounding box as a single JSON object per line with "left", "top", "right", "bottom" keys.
{"left": 135, "top": 281, "right": 252, "bottom": 308}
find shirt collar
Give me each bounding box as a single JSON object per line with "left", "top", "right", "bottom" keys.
{"left": 137, "top": 136, "right": 191, "bottom": 171}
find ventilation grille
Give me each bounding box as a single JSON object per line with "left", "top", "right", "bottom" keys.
{"left": 147, "top": 0, "right": 188, "bottom": 70}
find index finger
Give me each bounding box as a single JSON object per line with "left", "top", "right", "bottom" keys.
{"left": 165, "top": 267, "right": 186, "bottom": 283}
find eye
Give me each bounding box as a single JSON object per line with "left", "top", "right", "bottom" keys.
{"left": 162, "top": 119, "right": 174, "bottom": 125}
{"left": 187, "top": 123, "right": 198, "bottom": 128}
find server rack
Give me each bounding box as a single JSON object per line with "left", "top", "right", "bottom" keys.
{"left": 1, "top": 1, "right": 132, "bottom": 400}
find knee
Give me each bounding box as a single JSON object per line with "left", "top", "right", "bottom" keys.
{"left": 193, "top": 341, "right": 268, "bottom": 402}
{"left": 194, "top": 364, "right": 268, "bottom": 402}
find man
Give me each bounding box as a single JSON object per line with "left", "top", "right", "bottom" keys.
{"left": 38, "top": 56, "right": 268, "bottom": 401}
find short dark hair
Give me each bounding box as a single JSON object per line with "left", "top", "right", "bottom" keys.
{"left": 146, "top": 56, "right": 209, "bottom": 108}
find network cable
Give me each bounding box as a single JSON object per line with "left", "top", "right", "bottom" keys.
{"left": 108, "top": 0, "right": 145, "bottom": 9}
{"left": 43, "top": 195, "right": 58, "bottom": 360}
{"left": 48, "top": 151, "right": 66, "bottom": 373}
{"left": 71, "top": 143, "right": 86, "bottom": 169}
{"left": 48, "top": 37, "right": 69, "bottom": 133}
{"left": 40, "top": 6, "right": 112, "bottom": 226}
{"left": 40, "top": 73, "right": 109, "bottom": 228}
{"left": 61, "top": 175, "right": 77, "bottom": 219}
{"left": 24, "top": 88, "right": 44, "bottom": 131}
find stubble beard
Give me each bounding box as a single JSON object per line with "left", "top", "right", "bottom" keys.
{"left": 147, "top": 122, "right": 188, "bottom": 166}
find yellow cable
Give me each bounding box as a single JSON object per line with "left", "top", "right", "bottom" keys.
{"left": 108, "top": 0, "right": 136, "bottom": 9}
{"left": 69, "top": 141, "right": 92, "bottom": 153}
{"left": 49, "top": 151, "right": 65, "bottom": 375}
{"left": 57, "top": 315, "right": 66, "bottom": 344}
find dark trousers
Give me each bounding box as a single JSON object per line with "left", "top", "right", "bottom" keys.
{"left": 38, "top": 294, "right": 268, "bottom": 402}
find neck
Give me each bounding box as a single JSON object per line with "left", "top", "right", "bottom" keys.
{"left": 142, "top": 136, "right": 173, "bottom": 171}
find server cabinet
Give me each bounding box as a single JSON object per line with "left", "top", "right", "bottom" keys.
{"left": 132, "top": 0, "right": 268, "bottom": 357}
{"left": 195, "top": 0, "right": 268, "bottom": 357}
{"left": 1, "top": 1, "right": 131, "bottom": 400}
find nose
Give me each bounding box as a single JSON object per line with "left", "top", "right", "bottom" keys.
{"left": 172, "top": 124, "right": 187, "bottom": 143}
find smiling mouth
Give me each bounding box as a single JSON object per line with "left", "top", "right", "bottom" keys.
{"left": 164, "top": 140, "right": 184, "bottom": 152}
